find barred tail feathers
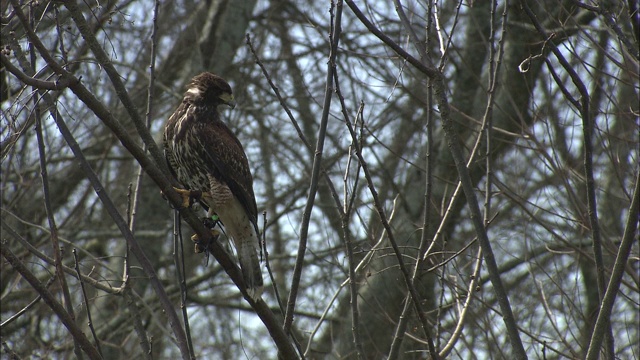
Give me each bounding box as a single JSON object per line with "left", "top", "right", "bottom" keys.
{"left": 238, "top": 231, "right": 264, "bottom": 300}
{"left": 214, "top": 194, "right": 264, "bottom": 300}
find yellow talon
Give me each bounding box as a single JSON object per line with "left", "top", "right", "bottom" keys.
{"left": 192, "top": 229, "right": 220, "bottom": 253}
{"left": 173, "top": 187, "right": 201, "bottom": 208}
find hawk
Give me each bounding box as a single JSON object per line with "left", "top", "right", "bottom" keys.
{"left": 163, "top": 72, "right": 263, "bottom": 300}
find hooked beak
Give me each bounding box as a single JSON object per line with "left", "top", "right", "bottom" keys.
{"left": 220, "top": 93, "right": 236, "bottom": 109}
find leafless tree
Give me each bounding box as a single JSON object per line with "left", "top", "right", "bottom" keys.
{"left": 1, "top": 0, "right": 638, "bottom": 359}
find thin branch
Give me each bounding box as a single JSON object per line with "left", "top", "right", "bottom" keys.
{"left": 0, "top": 222, "right": 123, "bottom": 294}
{"left": 340, "top": 101, "right": 365, "bottom": 359}
{"left": 303, "top": 198, "right": 401, "bottom": 356}
{"left": 387, "top": 78, "right": 436, "bottom": 360}
{"left": 1, "top": 340, "right": 22, "bottom": 360}
{"left": 586, "top": 171, "right": 640, "bottom": 359}
{"left": 386, "top": 2, "right": 442, "bottom": 352}
{"left": 342, "top": 0, "right": 528, "bottom": 355}
{"left": 392, "top": 0, "right": 429, "bottom": 62}
{"left": 596, "top": 2, "right": 639, "bottom": 60}
{"left": 123, "top": 0, "right": 162, "bottom": 355}
{"left": 0, "top": 243, "right": 103, "bottom": 360}
{"left": 121, "top": 283, "right": 153, "bottom": 360}
{"left": 344, "top": 0, "right": 439, "bottom": 78}
{"left": 439, "top": 247, "right": 483, "bottom": 357}
{"left": 261, "top": 211, "right": 287, "bottom": 318}
{"left": 5, "top": 3, "right": 300, "bottom": 357}
{"left": 519, "top": 2, "right": 614, "bottom": 357}
{"left": 0, "top": 57, "right": 75, "bottom": 90}
{"left": 339, "top": 93, "right": 439, "bottom": 359}
{"left": 173, "top": 211, "right": 196, "bottom": 360}
{"left": 61, "top": 1, "right": 170, "bottom": 176}
{"left": 433, "top": 70, "right": 527, "bottom": 360}
{"left": 7, "top": 15, "right": 298, "bottom": 357}
{"left": 32, "top": 71, "right": 83, "bottom": 359}
{"left": 0, "top": 276, "right": 55, "bottom": 329}
{"left": 283, "top": 0, "right": 342, "bottom": 338}
{"left": 245, "top": 34, "right": 312, "bottom": 151}
{"left": 46, "top": 100, "right": 191, "bottom": 360}
{"left": 72, "top": 249, "right": 104, "bottom": 358}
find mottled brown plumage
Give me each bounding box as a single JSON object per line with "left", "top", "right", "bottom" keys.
{"left": 163, "top": 72, "right": 263, "bottom": 299}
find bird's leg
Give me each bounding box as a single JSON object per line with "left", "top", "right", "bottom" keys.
{"left": 191, "top": 212, "right": 221, "bottom": 253}
{"left": 203, "top": 208, "right": 221, "bottom": 228}
{"left": 171, "top": 187, "right": 202, "bottom": 208}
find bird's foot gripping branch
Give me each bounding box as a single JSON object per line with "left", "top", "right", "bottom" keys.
{"left": 191, "top": 215, "right": 222, "bottom": 254}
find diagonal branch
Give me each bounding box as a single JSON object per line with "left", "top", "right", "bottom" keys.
{"left": 585, "top": 171, "right": 640, "bottom": 360}
{"left": 0, "top": 243, "right": 103, "bottom": 360}
{"left": 6, "top": 2, "right": 299, "bottom": 358}
{"left": 62, "top": 1, "right": 170, "bottom": 177}
{"left": 344, "top": 1, "right": 528, "bottom": 358}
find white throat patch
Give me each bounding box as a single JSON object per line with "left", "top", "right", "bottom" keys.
{"left": 186, "top": 87, "right": 202, "bottom": 97}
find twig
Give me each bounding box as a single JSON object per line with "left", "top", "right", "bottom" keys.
{"left": 246, "top": 37, "right": 355, "bottom": 347}
{"left": 440, "top": 5, "right": 509, "bottom": 356}
{"left": 48, "top": 100, "right": 192, "bottom": 359}
{"left": 6, "top": 2, "right": 298, "bottom": 357}
{"left": 387, "top": 72, "right": 436, "bottom": 359}
{"left": 438, "top": 247, "right": 483, "bottom": 357}
{"left": 73, "top": 249, "right": 104, "bottom": 358}
{"left": 343, "top": 1, "right": 529, "bottom": 357}
{"left": 344, "top": 0, "right": 439, "bottom": 78}
{"left": 392, "top": 0, "right": 429, "bottom": 61}
{"left": 121, "top": 283, "right": 153, "bottom": 360}
{"left": 303, "top": 285, "right": 345, "bottom": 357}
{"left": 519, "top": 2, "right": 614, "bottom": 358}
{"left": 335, "top": 61, "right": 439, "bottom": 360}
{"left": 344, "top": 101, "right": 438, "bottom": 358}
{"left": 437, "top": 0, "right": 463, "bottom": 70}
{"left": 386, "top": 2, "right": 444, "bottom": 352}
{"left": 0, "top": 243, "right": 103, "bottom": 360}
{"left": 0, "top": 58, "right": 75, "bottom": 90}
{"left": 330, "top": 3, "right": 364, "bottom": 358}
{"left": 245, "top": 34, "right": 312, "bottom": 151}
{"left": 61, "top": 1, "right": 170, "bottom": 177}
{"left": 245, "top": 38, "right": 352, "bottom": 352}
{"left": 32, "top": 75, "right": 83, "bottom": 359}
{"left": 0, "top": 276, "right": 55, "bottom": 329}
{"left": 129, "top": 0, "right": 162, "bottom": 219}
{"left": 595, "top": 2, "right": 639, "bottom": 60}
{"left": 1, "top": 340, "right": 22, "bottom": 360}
{"left": 1, "top": 221, "right": 123, "bottom": 295}
{"left": 261, "top": 211, "right": 286, "bottom": 317}
{"left": 337, "top": 100, "right": 365, "bottom": 358}
{"left": 433, "top": 64, "right": 528, "bottom": 360}
{"left": 126, "top": 183, "right": 134, "bottom": 281}
{"left": 173, "top": 211, "right": 196, "bottom": 360}
{"left": 585, "top": 171, "right": 639, "bottom": 358}
{"left": 303, "top": 198, "right": 401, "bottom": 356}
{"left": 282, "top": 0, "right": 342, "bottom": 338}
{"left": 7, "top": 4, "right": 213, "bottom": 358}
{"left": 245, "top": 32, "right": 346, "bottom": 216}
{"left": 246, "top": 39, "right": 355, "bottom": 349}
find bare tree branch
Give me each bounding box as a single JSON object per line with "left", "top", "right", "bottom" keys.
{"left": 0, "top": 244, "right": 103, "bottom": 360}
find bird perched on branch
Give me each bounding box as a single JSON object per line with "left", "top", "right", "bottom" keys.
{"left": 163, "top": 72, "right": 263, "bottom": 300}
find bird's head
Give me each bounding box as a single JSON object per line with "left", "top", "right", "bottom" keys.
{"left": 184, "top": 72, "right": 236, "bottom": 109}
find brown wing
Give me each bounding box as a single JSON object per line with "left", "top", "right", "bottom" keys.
{"left": 197, "top": 121, "right": 259, "bottom": 229}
